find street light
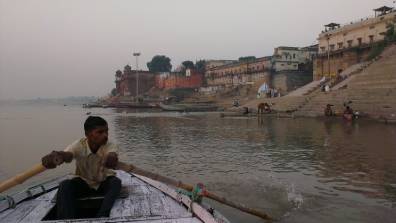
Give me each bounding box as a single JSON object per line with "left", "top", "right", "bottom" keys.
{"left": 133, "top": 52, "right": 141, "bottom": 98}
{"left": 326, "top": 34, "right": 331, "bottom": 78}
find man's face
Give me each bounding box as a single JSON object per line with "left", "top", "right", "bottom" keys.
{"left": 86, "top": 125, "right": 108, "bottom": 146}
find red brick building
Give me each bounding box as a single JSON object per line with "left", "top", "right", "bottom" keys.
{"left": 115, "top": 65, "right": 156, "bottom": 96}
{"left": 155, "top": 69, "right": 203, "bottom": 90}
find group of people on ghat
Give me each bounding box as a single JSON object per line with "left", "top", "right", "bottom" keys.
{"left": 324, "top": 102, "right": 358, "bottom": 121}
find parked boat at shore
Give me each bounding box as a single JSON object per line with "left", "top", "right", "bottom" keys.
{"left": 159, "top": 103, "right": 219, "bottom": 112}
{"left": 0, "top": 170, "right": 229, "bottom": 223}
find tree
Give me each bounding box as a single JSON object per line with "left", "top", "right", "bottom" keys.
{"left": 147, "top": 55, "right": 172, "bottom": 73}
{"left": 385, "top": 23, "right": 396, "bottom": 42}
{"left": 124, "top": 65, "right": 132, "bottom": 75}
{"left": 238, "top": 56, "right": 256, "bottom": 62}
{"left": 111, "top": 88, "right": 117, "bottom": 96}
{"left": 115, "top": 70, "right": 122, "bottom": 78}
{"left": 195, "top": 60, "right": 206, "bottom": 74}
{"left": 182, "top": 60, "right": 195, "bottom": 69}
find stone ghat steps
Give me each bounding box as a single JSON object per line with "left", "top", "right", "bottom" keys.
{"left": 296, "top": 95, "right": 396, "bottom": 118}
{"left": 350, "top": 75, "right": 396, "bottom": 84}
{"left": 294, "top": 45, "right": 396, "bottom": 120}
{"left": 346, "top": 91, "right": 395, "bottom": 99}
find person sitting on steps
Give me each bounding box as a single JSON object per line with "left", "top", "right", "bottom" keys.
{"left": 324, "top": 104, "right": 334, "bottom": 116}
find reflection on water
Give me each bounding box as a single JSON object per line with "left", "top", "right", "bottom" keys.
{"left": 113, "top": 112, "right": 396, "bottom": 223}
{"left": 0, "top": 105, "right": 395, "bottom": 223}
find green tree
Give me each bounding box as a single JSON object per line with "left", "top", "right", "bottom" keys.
{"left": 115, "top": 70, "right": 122, "bottom": 77}
{"left": 147, "top": 55, "right": 172, "bottom": 73}
{"left": 111, "top": 88, "right": 117, "bottom": 96}
{"left": 385, "top": 23, "right": 396, "bottom": 42}
{"left": 182, "top": 60, "right": 195, "bottom": 69}
{"left": 195, "top": 60, "right": 206, "bottom": 74}
{"left": 238, "top": 56, "right": 256, "bottom": 62}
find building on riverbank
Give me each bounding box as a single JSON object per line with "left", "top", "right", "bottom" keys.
{"left": 115, "top": 65, "right": 156, "bottom": 97}
{"left": 270, "top": 45, "right": 317, "bottom": 95}
{"left": 155, "top": 69, "right": 203, "bottom": 90}
{"left": 272, "top": 45, "right": 317, "bottom": 72}
{"left": 205, "top": 60, "right": 236, "bottom": 71}
{"left": 314, "top": 6, "right": 396, "bottom": 80}
{"left": 203, "top": 45, "right": 317, "bottom": 96}
{"left": 205, "top": 56, "right": 272, "bottom": 87}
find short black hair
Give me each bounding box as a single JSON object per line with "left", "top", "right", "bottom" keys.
{"left": 84, "top": 116, "right": 107, "bottom": 132}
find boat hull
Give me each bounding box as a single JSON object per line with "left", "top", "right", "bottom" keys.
{"left": 0, "top": 170, "right": 229, "bottom": 223}
{"left": 159, "top": 103, "right": 218, "bottom": 112}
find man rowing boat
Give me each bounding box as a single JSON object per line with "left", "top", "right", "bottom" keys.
{"left": 41, "top": 116, "right": 121, "bottom": 219}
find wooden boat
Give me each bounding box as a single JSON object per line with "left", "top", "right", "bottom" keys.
{"left": 219, "top": 112, "right": 257, "bottom": 118}
{"left": 159, "top": 103, "right": 218, "bottom": 112}
{"left": 107, "top": 102, "right": 158, "bottom": 109}
{"left": 0, "top": 170, "right": 230, "bottom": 223}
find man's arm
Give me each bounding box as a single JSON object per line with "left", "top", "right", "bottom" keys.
{"left": 41, "top": 151, "right": 73, "bottom": 169}
{"left": 103, "top": 152, "right": 118, "bottom": 169}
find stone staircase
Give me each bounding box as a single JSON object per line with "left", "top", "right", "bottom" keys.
{"left": 285, "top": 79, "right": 323, "bottom": 97}
{"left": 331, "top": 62, "right": 371, "bottom": 90}
{"left": 294, "top": 45, "right": 396, "bottom": 121}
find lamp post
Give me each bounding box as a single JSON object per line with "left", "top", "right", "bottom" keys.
{"left": 326, "top": 34, "right": 331, "bottom": 78}
{"left": 133, "top": 52, "right": 141, "bottom": 98}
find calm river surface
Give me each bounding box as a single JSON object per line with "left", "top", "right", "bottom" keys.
{"left": 1, "top": 103, "right": 396, "bottom": 223}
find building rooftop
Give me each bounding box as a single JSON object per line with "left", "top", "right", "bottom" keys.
{"left": 319, "top": 7, "right": 396, "bottom": 38}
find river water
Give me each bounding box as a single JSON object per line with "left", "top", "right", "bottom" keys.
{"left": 0, "top": 103, "right": 395, "bottom": 223}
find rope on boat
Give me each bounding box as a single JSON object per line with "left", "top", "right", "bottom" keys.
{"left": 176, "top": 183, "right": 207, "bottom": 203}
{"left": 176, "top": 183, "right": 208, "bottom": 212}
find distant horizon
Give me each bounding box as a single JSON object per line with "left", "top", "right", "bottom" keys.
{"left": 1, "top": 0, "right": 394, "bottom": 99}
{"left": 0, "top": 95, "right": 98, "bottom": 101}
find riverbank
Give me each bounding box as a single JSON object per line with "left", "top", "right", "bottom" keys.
{"left": 224, "top": 45, "right": 396, "bottom": 124}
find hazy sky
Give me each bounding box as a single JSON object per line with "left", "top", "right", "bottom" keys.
{"left": 0, "top": 0, "right": 393, "bottom": 99}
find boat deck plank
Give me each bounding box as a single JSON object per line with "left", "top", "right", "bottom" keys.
{"left": 110, "top": 172, "right": 191, "bottom": 219}
{"left": 0, "top": 199, "right": 40, "bottom": 222}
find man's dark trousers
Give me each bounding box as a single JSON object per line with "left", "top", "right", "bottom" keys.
{"left": 56, "top": 176, "right": 121, "bottom": 219}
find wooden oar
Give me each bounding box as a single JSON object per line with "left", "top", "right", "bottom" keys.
{"left": 0, "top": 152, "right": 64, "bottom": 193}
{"left": 116, "top": 161, "right": 273, "bottom": 221}
{"left": 0, "top": 164, "right": 46, "bottom": 193}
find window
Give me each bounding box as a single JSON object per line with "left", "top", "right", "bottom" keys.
{"left": 369, "top": 35, "right": 374, "bottom": 43}
{"left": 293, "top": 54, "right": 296, "bottom": 59}
{"left": 357, "top": 38, "right": 362, "bottom": 46}
{"left": 320, "top": 46, "right": 326, "bottom": 52}
{"left": 369, "top": 25, "right": 375, "bottom": 29}
{"left": 337, "top": 42, "right": 343, "bottom": 49}
{"left": 329, "top": 44, "right": 335, "bottom": 50}
{"left": 347, "top": 40, "right": 353, "bottom": 48}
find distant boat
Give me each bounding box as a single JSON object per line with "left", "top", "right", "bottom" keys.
{"left": 159, "top": 103, "right": 218, "bottom": 112}
{"left": 107, "top": 102, "right": 157, "bottom": 109}
{"left": 82, "top": 103, "right": 102, "bottom": 108}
